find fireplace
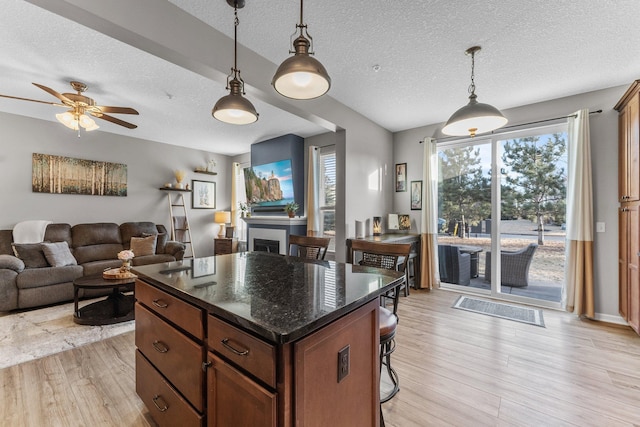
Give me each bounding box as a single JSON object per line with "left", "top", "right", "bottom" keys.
{"left": 254, "top": 238, "right": 280, "bottom": 254}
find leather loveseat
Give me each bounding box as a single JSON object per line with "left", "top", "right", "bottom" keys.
{"left": 0, "top": 222, "right": 185, "bottom": 311}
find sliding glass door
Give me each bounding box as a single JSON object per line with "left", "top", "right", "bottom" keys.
{"left": 436, "top": 125, "right": 567, "bottom": 309}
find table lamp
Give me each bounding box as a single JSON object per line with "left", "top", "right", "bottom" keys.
{"left": 214, "top": 211, "right": 231, "bottom": 238}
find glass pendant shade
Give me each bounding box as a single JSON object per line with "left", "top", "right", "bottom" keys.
{"left": 212, "top": 78, "right": 259, "bottom": 125}
{"left": 442, "top": 94, "right": 507, "bottom": 137}
{"left": 56, "top": 110, "right": 99, "bottom": 131}
{"left": 273, "top": 35, "right": 331, "bottom": 100}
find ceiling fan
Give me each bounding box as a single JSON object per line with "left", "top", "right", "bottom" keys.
{"left": 0, "top": 81, "right": 139, "bottom": 131}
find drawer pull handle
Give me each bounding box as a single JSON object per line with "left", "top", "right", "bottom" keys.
{"left": 152, "top": 340, "right": 169, "bottom": 353}
{"left": 152, "top": 395, "right": 168, "bottom": 412}
{"left": 152, "top": 299, "right": 168, "bottom": 308}
{"left": 221, "top": 338, "right": 250, "bottom": 356}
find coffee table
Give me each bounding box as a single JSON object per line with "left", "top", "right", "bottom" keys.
{"left": 73, "top": 274, "right": 136, "bottom": 325}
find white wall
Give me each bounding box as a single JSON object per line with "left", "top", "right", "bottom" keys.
{"left": 393, "top": 84, "right": 626, "bottom": 320}
{"left": 0, "top": 111, "right": 232, "bottom": 257}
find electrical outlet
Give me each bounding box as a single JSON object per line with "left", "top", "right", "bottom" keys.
{"left": 596, "top": 222, "right": 605, "bottom": 233}
{"left": 337, "top": 345, "right": 350, "bottom": 383}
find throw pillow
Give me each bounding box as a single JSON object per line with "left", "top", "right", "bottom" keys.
{"left": 130, "top": 234, "right": 157, "bottom": 257}
{"left": 11, "top": 243, "right": 49, "bottom": 268}
{"left": 41, "top": 241, "right": 78, "bottom": 267}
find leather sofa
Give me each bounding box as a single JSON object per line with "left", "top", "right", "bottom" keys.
{"left": 0, "top": 222, "right": 185, "bottom": 311}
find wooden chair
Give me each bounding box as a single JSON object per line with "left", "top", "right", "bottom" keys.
{"left": 349, "top": 240, "right": 411, "bottom": 405}
{"left": 288, "top": 235, "right": 331, "bottom": 260}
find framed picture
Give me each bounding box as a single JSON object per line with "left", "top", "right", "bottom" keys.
{"left": 225, "top": 226, "right": 235, "bottom": 238}
{"left": 411, "top": 180, "right": 422, "bottom": 210}
{"left": 192, "top": 180, "right": 216, "bottom": 209}
{"left": 192, "top": 257, "right": 216, "bottom": 278}
{"left": 398, "top": 214, "right": 411, "bottom": 230}
{"left": 395, "top": 163, "right": 407, "bottom": 192}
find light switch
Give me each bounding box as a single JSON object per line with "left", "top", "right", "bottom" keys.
{"left": 596, "top": 222, "right": 605, "bottom": 233}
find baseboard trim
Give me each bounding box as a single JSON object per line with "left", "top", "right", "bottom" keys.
{"left": 593, "top": 312, "right": 628, "bottom": 325}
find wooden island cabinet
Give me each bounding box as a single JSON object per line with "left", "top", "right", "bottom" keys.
{"left": 616, "top": 80, "right": 640, "bottom": 335}
{"left": 132, "top": 252, "right": 403, "bottom": 426}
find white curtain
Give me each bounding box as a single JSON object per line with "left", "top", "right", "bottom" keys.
{"left": 419, "top": 137, "right": 439, "bottom": 289}
{"left": 307, "top": 146, "right": 320, "bottom": 236}
{"left": 231, "top": 162, "right": 238, "bottom": 228}
{"left": 564, "top": 109, "right": 594, "bottom": 317}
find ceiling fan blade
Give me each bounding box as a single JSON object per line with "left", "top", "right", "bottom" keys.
{"left": 0, "top": 93, "right": 66, "bottom": 107}
{"left": 95, "top": 106, "right": 139, "bottom": 115}
{"left": 92, "top": 112, "right": 137, "bottom": 129}
{"left": 32, "top": 83, "right": 73, "bottom": 105}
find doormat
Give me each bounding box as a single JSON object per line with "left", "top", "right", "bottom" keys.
{"left": 452, "top": 295, "right": 545, "bottom": 327}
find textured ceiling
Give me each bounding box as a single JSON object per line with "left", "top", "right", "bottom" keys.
{"left": 1, "top": 0, "right": 639, "bottom": 156}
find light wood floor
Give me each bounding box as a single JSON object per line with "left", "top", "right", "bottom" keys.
{"left": 1, "top": 289, "right": 639, "bottom": 426}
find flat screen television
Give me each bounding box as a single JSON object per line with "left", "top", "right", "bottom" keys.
{"left": 243, "top": 159, "right": 295, "bottom": 210}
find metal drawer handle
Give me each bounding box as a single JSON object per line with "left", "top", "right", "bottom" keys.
{"left": 152, "top": 340, "right": 169, "bottom": 353}
{"left": 152, "top": 299, "right": 168, "bottom": 308}
{"left": 221, "top": 338, "right": 250, "bottom": 356}
{"left": 152, "top": 395, "right": 168, "bottom": 412}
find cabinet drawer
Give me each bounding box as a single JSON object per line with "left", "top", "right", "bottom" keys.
{"left": 208, "top": 315, "right": 276, "bottom": 388}
{"left": 136, "top": 303, "right": 204, "bottom": 411}
{"left": 136, "top": 351, "right": 203, "bottom": 427}
{"left": 215, "top": 239, "right": 232, "bottom": 254}
{"left": 136, "top": 279, "right": 204, "bottom": 340}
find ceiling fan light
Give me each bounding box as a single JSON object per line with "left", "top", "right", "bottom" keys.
{"left": 442, "top": 95, "right": 507, "bottom": 137}
{"left": 56, "top": 111, "right": 78, "bottom": 130}
{"left": 78, "top": 113, "right": 99, "bottom": 131}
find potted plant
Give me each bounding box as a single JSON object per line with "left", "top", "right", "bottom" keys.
{"left": 285, "top": 201, "right": 299, "bottom": 218}
{"left": 239, "top": 202, "right": 250, "bottom": 218}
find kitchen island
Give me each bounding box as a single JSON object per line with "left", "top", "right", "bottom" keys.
{"left": 133, "top": 251, "right": 404, "bottom": 427}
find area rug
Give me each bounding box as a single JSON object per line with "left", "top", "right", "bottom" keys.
{"left": 452, "top": 295, "right": 545, "bottom": 327}
{"left": 0, "top": 299, "right": 135, "bottom": 369}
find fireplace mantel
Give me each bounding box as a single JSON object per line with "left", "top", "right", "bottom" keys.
{"left": 242, "top": 216, "right": 307, "bottom": 226}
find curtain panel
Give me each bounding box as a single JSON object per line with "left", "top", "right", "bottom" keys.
{"left": 564, "top": 109, "right": 595, "bottom": 317}
{"left": 419, "top": 137, "right": 439, "bottom": 289}
{"left": 306, "top": 146, "right": 320, "bottom": 236}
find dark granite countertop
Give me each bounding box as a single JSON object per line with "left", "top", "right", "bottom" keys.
{"left": 132, "top": 252, "right": 404, "bottom": 344}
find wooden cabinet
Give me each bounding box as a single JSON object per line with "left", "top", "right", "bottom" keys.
{"left": 616, "top": 80, "right": 640, "bottom": 335}
{"left": 214, "top": 238, "right": 238, "bottom": 255}
{"left": 207, "top": 352, "right": 277, "bottom": 427}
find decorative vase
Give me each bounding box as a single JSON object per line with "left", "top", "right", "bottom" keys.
{"left": 120, "top": 259, "right": 132, "bottom": 273}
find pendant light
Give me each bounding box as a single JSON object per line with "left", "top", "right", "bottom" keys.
{"left": 212, "top": 0, "right": 259, "bottom": 125}
{"left": 272, "top": 0, "right": 331, "bottom": 100}
{"left": 442, "top": 46, "right": 507, "bottom": 137}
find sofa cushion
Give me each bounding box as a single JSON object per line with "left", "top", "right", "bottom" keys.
{"left": 41, "top": 241, "right": 78, "bottom": 267}
{"left": 73, "top": 244, "right": 124, "bottom": 265}
{"left": 72, "top": 223, "right": 122, "bottom": 247}
{"left": 0, "top": 254, "right": 25, "bottom": 272}
{"left": 0, "top": 230, "right": 14, "bottom": 256}
{"left": 16, "top": 265, "right": 83, "bottom": 289}
{"left": 12, "top": 243, "right": 49, "bottom": 268}
{"left": 120, "top": 222, "right": 159, "bottom": 249}
{"left": 130, "top": 235, "right": 157, "bottom": 257}
{"left": 43, "top": 223, "right": 73, "bottom": 247}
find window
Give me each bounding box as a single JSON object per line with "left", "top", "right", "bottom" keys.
{"left": 235, "top": 161, "right": 249, "bottom": 242}
{"left": 319, "top": 146, "right": 336, "bottom": 251}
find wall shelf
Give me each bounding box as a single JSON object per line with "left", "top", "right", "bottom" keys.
{"left": 159, "top": 187, "right": 192, "bottom": 192}
{"left": 194, "top": 170, "right": 217, "bottom": 176}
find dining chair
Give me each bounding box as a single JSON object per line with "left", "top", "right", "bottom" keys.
{"left": 348, "top": 239, "right": 411, "bottom": 405}
{"left": 288, "top": 235, "right": 331, "bottom": 260}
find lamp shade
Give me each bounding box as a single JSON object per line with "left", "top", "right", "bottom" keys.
{"left": 214, "top": 211, "right": 231, "bottom": 224}
{"left": 442, "top": 94, "right": 507, "bottom": 137}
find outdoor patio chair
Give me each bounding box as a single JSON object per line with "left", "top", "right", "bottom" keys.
{"left": 484, "top": 243, "right": 538, "bottom": 287}
{"left": 437, "top": 245, "right": 471, "bottom": 286}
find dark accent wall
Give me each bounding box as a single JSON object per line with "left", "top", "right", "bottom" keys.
{"left": 250, "top": 134, "right": 304, "bottom": 216}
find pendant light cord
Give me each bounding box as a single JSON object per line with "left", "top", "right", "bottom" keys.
{"left": 233, "top": 7, "right": 239, "bottom": 73}
{"left": 468, "top": 50, "right": 476, "bottom": 96}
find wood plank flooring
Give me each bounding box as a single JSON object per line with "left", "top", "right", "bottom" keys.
{"left": 1, "top": 288, "right": 639, "bottom": 426}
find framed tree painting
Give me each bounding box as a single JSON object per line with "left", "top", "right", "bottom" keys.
{"left": 395, "top": 163, "right": 407, "bottom": 192}
{"left": 411, "top": 180, "right": 422, "bottom": 210}
{"left": 192, "top": 180, "right": 216, "bottom": 209}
